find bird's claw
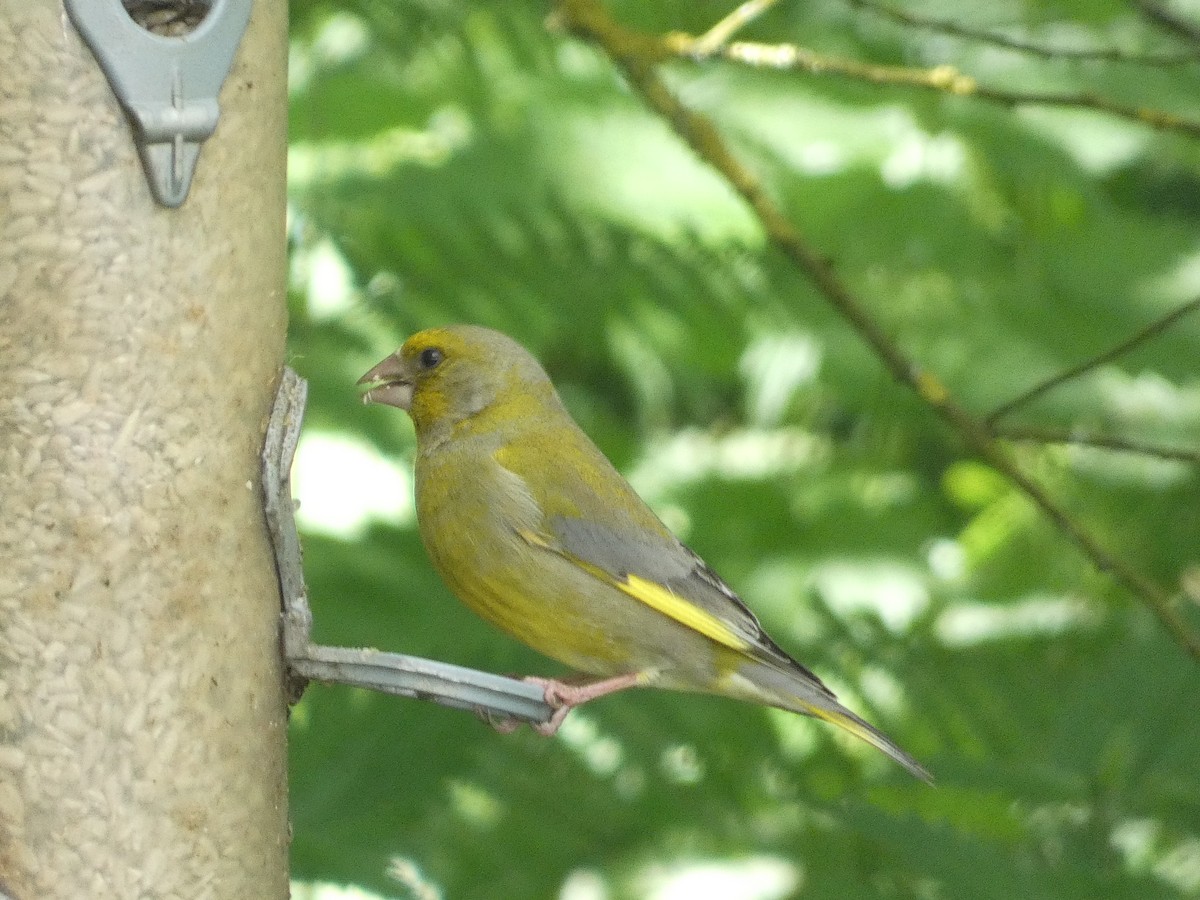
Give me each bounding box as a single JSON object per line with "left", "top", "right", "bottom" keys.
{"left": 478, "top": 672, "right": 642, "bottom": 736}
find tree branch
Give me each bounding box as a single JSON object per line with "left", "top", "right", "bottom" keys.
{"left": 555, "top": 0, "right": 1200, "bottom": 663}
{"left": 690, "top": 0, "right": 781, "bottom": 58}
{"left": 846, "top": 0, "right": 1198, "bottom": 67}
{"left": 656, "top": 34, "right": 1200, "bottom": 141}
{"left": 986, "top": 296, "right": 1200, "bottom": 425}
{"left": 1133, "top": 0, "right": 1200, "bottom": 47}
{"left": 997, "top": 426, "right": 1200, "bottom": 464}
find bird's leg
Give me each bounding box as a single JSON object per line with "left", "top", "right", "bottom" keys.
{"left": 476, "top": 672, "right": 642, "bottom": 734}
{"left": 524, "top": 673, "right": 643, "bottom": 736}
{"left": 477, "top": 672, "right": 642, "bottom": 735}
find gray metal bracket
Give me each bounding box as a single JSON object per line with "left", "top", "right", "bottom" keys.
{"left": 261, "top": 368, "right": 555, "bottom": 729}
{"left": 64, "top": 0, "right": 253, "bottom": 207}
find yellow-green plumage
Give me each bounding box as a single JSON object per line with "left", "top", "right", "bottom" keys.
{"left": 361, "top": 324, "right": 931, "bottom": 782}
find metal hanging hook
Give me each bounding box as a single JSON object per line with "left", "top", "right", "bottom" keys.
{"left": 64, "top": 0, "right": 254, "bottom": 207}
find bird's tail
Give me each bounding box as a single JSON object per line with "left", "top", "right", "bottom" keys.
{"left": 738, "top": 659, "right": 933, "bottom": 783}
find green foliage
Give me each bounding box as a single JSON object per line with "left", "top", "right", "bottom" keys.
{"left": 286, "top": 1, "right": 1200, "bottom": 896}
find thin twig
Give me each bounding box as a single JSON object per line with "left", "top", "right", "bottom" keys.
{"left": 998, "top": 426, "right": 1200, "bottom": 463}
{"left": 556, "top": 0, "right": 1200, "bottom": 663}
{"left": 690, "top": 0, "right": 781, "bottom": 58}
{"left": 666, "top": 35, "right": 1200, "bottom": 140}
{"left": 968, "top": 82, "right": 1200, "bottom": 138}
{"left": 986, "top": 296, "right": 1200, "bottom": 425}
{"left": 847, "top": 0, "right": 1198, "bottom": 66}
{"left": 1133, "top": 0, "right": 1200, "bottom": 46}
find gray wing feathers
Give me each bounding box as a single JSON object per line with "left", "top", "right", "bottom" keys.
{"left": 548, "top": 515, "right": 831, "bottom": 694}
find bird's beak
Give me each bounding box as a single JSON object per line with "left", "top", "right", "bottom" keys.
{"left": 358, "top": 353, "right": 414, "bottom": 410}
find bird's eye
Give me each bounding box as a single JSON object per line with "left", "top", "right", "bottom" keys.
{"left": 418, "top": 347, "right": 444, "bottom": 370}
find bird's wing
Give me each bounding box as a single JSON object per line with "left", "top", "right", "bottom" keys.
{"left": 522, "top": 515, "right": 832, "bottom": 697}
{"left": 492, "top": 434, "right": 832, "bottom": 695}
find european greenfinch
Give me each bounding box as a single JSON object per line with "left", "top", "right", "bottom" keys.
{"left": 360, "top": 325, "right": 930, "bottom": 782}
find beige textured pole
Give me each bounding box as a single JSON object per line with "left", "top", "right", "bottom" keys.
{"left": 0, "top": 2, "right": 290, "bottom": 897}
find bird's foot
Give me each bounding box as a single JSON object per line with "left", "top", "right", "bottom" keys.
{"left": 524, "top": 673, "right": 643, "bottom": 736}
{"left": 478, "top": 672, "right": 642, "bottom": 735}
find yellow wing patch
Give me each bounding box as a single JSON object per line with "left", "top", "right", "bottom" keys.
{"left": 620, "top": 574, "right": 751, "bottom": 652}
{"left": 516, "top": 527, "right": 751, "bottom": 652}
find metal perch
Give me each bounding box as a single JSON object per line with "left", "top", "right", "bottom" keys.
{"left": 261, "top": 367, "right": 554, "bottom": 727}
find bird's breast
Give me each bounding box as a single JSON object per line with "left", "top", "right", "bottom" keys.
{"left": 414, "top": 440, "right": 540, "bottom": 590}
{"left": 411, "top": 440, "right": 639, "bottom": 672}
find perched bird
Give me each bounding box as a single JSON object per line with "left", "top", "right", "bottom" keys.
{"left": 360, "top": 325, "right": 930, "bottom": 781}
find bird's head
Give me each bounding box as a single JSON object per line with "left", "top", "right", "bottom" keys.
{"left": 359, "top": 325, "right": 557, "bottom": 437}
